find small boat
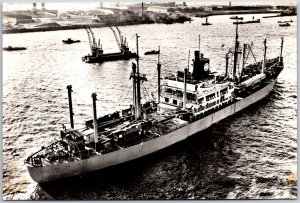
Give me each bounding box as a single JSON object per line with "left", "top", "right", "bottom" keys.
{"left": 3, "top": 46, "right": 26, "bottom": 51}
{"left": 62, "top": 38, "right": 81, "bottom": 44}
{"left": 279, "top": 22, "right": 290, "bottom": 27}
{"left": 202, "top": 18, "right": 212, "bottom": 26}
{"left": 230, "top": 16, "right": 243, "bottom": 20}
{"left": 278, "top": 20, "right": 293, "bottom": 23}
{"left": 144, "top": 50, "right": 160, "bottom": 55}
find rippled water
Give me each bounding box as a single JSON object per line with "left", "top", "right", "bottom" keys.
{"left": 2, "top": 14, "right": 297, "bottom": 200}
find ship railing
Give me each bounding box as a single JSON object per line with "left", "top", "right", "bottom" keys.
{"left": 25, "top": 141, "right": 61, "bottom": 166}
{"left": 161, "top": 91, "right": 197, "bottom": 103}
{"left": 46, "top": 148, "right": 95, "bottom": 164}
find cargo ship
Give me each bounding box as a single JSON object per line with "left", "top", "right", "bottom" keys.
{"left": 25, "top": 24, "right": 284, "bottom": 183}
{"left": 82, "top": 25, "right": 137, "bottom": 63}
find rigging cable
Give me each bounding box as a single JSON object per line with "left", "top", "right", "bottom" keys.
{"left": 142, "top": 83, "right": 151, "bottom": 101}
{"left": 119, "top": 84, "right": 133, "bottom": 107}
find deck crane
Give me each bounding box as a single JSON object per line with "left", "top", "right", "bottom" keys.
{"left": 107, "top": 25, "right": 131, "bottom": 54}
{"left": 82, "top": 23, "right": 137, "bottom": 63}
{"left": 84, "top": 25, "right": 103, "bottom": 57}
{"left": 115, "top": 25, "right": 129, "bottom": 53}
{"left": 98, "top": 17, "right": 130, "bottom": 54}
{"left": 108, "top": 25, "right": 122, "bottom": 52}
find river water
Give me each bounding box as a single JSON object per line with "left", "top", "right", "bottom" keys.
{"left": 2, "top": 14, "right": 297, "bottom": 200}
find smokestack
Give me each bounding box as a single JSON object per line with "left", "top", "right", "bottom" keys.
{"left": 192, "top": 51, "right": 201, "bottom": 80}
{"left": 192, "top": 50, "right": 210, "bottom": 80}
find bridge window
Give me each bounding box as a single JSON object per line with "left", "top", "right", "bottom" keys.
{"left": 206, "top": 93, "right": 215, "bottom": 101}
{"left": 220, "top": 88, "right": 228, "bottom": 95}
{"left": 165, "top": 97, "right": 169, "bottom": 103}
{"left": 173, "top": 99, "right": 178, "bottom": 105}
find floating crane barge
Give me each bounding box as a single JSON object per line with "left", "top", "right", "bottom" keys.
{"left": 82, "top": 25, "right": 137, "bottom": 63}
{"left": 26, "top": 24, "right": 284, "bottom": 183}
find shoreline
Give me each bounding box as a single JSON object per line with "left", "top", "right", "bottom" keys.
{"left": 194, "top": 10, "right": 283, "bottom": 17}
{"left": 3, "top": 10, "right": 295, "bottom": 34}
{"left": 3, "top": 22, "right": 155, "bottom": 34}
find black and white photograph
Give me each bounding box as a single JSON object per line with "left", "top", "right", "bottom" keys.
{"left": 2, "top": 1, "right": 297, "bottom": 200}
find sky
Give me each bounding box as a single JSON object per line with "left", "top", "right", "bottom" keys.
{"left": 3, "top": 2, "right": 296, "bottom": 12}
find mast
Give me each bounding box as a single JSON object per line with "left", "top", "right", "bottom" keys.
{"left": 183, "top": 50, "right": 190, "bottom": 109}
{"left": 262, "top": 39, "right": 267, "bottom": 74}
{"left": 187, "top": 50, "right": 190, "bottom": 72}
{"left": 225, "top": 52, "right": 230, "bottom": 77}
{"left": 240, "top": 43, "right": 247, "bottom": 82}
{"left": 183, "top": 68, "right": 188, "bottom": 110}
{"left": 92, "top": 93, "right": 98, "bottom": 150}
{"left": 233, "top": 21, "right": 239, "bottom": 82}
{"left": 67, "top": 85, "right": 74, "bottom": 129}
{"left": 132, "top": 63, "right": 137, "bottom": 109}
{"left": 135, "top": 34, "right": 142, "bottom": 120}
{"left": 280, "top": 37, "right": 284, "bottom": 65}
{"left": 198, "top": 34, "right": 200, "bottom": 54}
{"left": 157, "top": 46, "right": 161, "bottom": 103}
{"left": 242, "top": 44, "right": 247, "bottom": 69}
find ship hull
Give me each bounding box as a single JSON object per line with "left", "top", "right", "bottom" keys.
{"left": 82, "top": 52, "right": 137, "bottom": 63}
{"left": 27, "top": 79, "right": 277, "bottom": 183}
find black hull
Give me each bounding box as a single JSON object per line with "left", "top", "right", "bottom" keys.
{"left": 279, "top": 24, "right": 290, "bottom": 27}
{"left": 82, "top": 52, "right": 138, "bottom": 63}
{"left": 62, "top": 40, "right": 80, "bottom": 44}
{"left": 230, "top": 16, "right": 244, "bottom": 20}
{"left": 3, "top": 47, "right": 26, "bottom": 51}
{"left": 233, "top": 20, "right": 260, "bottom": 24}
{"left": 144, "top": 51, "right": 159, "bottom": 55}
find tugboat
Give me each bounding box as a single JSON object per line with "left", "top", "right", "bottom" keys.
{"left": 230, "top": 16, "right": 243, "bottom": 20}
{"left": 278, "top": 16, "right": 293, "bottom": 23}
{"left": 145, "top": 47, "right": 160, "bottom": 55}
{"left": 62, "top": 38, "right": 81, "bottom": 44}
{"left": 3, "top": 46, "right": 26, "bottom": 51}
{"left": 279, "top": 22, "right": 291, "bottom": 27}
{"left": 82, "top": 25, "right": 137, "bottom": 63}
{"left": 202, "top": 17, "right": 212, "bottom": 26}
{"left": 25, "top": 24, "right": 285, "bottom": 183}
